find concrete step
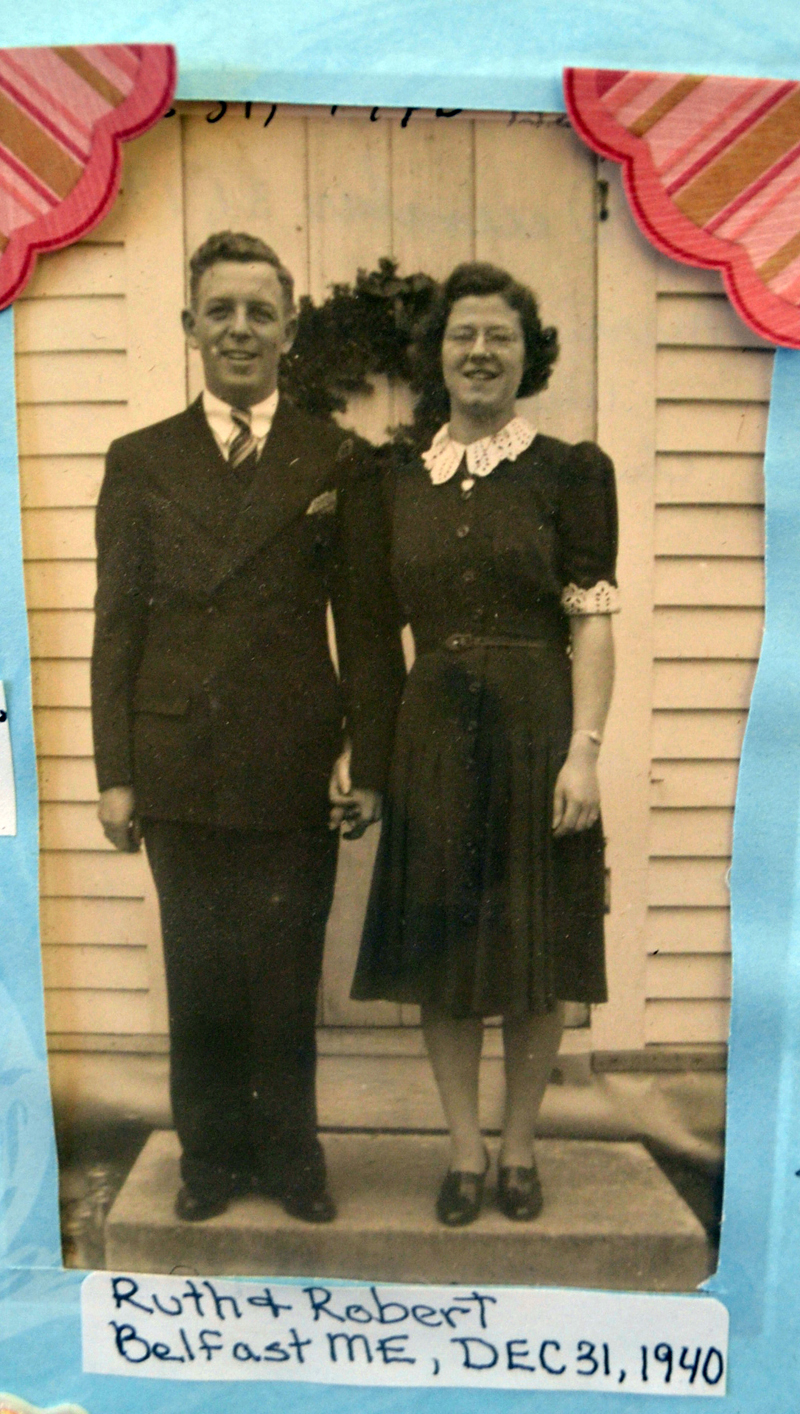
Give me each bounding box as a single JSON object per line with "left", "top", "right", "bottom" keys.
{"left": 105, "top": 1130, "right": 712, "bottom": 1291}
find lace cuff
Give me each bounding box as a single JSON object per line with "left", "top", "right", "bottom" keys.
{"left": 561, "top": 580, "right": 620, "bottom": 616}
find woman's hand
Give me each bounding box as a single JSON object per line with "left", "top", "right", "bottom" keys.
{"left": 552, "top": 739, "right": 601, "bottom": 836}
{"left": 329, "top": 751, "right": 383, "bottom": 839}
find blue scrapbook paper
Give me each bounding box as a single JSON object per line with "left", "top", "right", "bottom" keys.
{"left": 2, "top": 0, "right": 800, "bottom": 109}
{"left": 0, "top": 2, "right": 799, "bottom": 1410}
{"left": 0, "top": 308, "right": 61, "bottom": 1273}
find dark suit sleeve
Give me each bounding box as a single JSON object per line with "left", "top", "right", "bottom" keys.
{"left": 332, "top": 441, "right": 405, "bottom": 793}
{"left": 91, "top": 439, "right": 152, "bottom": 792}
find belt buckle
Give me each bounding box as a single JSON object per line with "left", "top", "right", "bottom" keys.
{"left": 444, "top": 633, "right": 474, "bottom": 651}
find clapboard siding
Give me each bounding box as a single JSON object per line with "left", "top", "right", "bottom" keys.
{"left": 38, "top": 758, "right": 99, "bottom": 803}
{"left": 655, "top": 454, "right": 764, "bottom": 506}
{"left": 653, "top": 608, "right": 763, "bottom": 659}
{"left": 43, "top": 991, "right": 151, "bottom": 1034}
{"left": 24, "top": 562, "right": 97, "bottom": 609}
{"left": 647, "top": 257, "right": 767, "bottom": 1048}
{"left": 42, "top": 944, "right": 148, "bottom": 990}
{"left": 649, "top": 760, "right": 740, "bottom": 808}
{"left": 656, "top": 347, "right": 773, "bottom": 402}
{"left": 645, "top": 1000, "right": 730, "bottom": 1045}
{"left": 651, "top": 711, "right": 747, "bottom": 760}
{"left": 656, "top": 401, "right": 768, "bottom": 454}
{"left": 31, "top": 660, "right": 92, "bottom": 708}
{"left": 40, "top": 851, "right": 146, "bottom": 898}
{"left": 14, "top": 296, "right": 126, "bottom": 352}
{"left": 649, "top": 859, "right": 730, "bottom": 908}
{"left": 19, "top": 457, "right": 106, "bottom": 509}
{"left": 646, "top": 953, "right": 731, "bottom": 999}
{"left": 15, "top": 352, "right": 128, "bottom": 405}
{"left": 655, "top": 506, "right": 764, "bottom": 557}
{"left": 34, "top": 707, "right": 94, "bottom": 757}
{"left": 15, "top": 130, "right": 182, "bottom": 1042}
{"left": 17, "top": 402, "right": 129, "bottom": 457}
{"left": 22, "top": 242, "right": 126, "bottom": 299}
{"left": 41, "top": 896, "right": 148, "bottom": 945}
{"left": 40, "top": 803, "right": 114, "bottom": 852}
{"left": 28, "top": 613, "right": 95, "bottom": 659}
{"left": 646, "top": 907, "right": 730, "bottom": 953}
{"left": 22, "top": 509, "right": 96, "bottom": 560}
{"left": 653, "top": 661, "right": 758, "bottom": 709}
{"left": 649, "top": 809, "right": 733, "bottom": 858}
{"left": 653, "top": 558, "right": 763, "bottom": 606}
{"left": 656, "top": 293, "right": 771, "bottom": 349}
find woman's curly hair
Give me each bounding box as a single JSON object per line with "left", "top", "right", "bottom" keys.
{"left": 408, "top": 262, "right": 559, "bottom": 446}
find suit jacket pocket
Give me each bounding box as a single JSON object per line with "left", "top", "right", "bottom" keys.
{"left": 133, "top": 685, "right": 191, "bottom": 716}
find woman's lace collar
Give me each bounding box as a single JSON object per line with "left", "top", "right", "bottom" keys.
{"left": 422, "top": 415, "right": 537, "bottom": 485}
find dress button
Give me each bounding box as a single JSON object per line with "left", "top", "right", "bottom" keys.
{"left": 456, "top": 523, "right": 470, "bottom": 539}
{"left": 206, "top": 604, "right": 216, "bottom": 615}
{"left": 462, "top": 568, "right": 476, "bottom": 584}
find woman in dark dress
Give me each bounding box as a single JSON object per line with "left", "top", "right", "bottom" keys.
{"left": 348, "top": 262, "right": 618, "bottom": 1226}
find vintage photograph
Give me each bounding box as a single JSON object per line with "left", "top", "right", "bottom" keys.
{"left": 15, "top": 101, "right": 770, "bottom": 1288}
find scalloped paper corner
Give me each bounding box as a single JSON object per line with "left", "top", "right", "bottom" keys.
{"left": 564, "top": 67, "right": 800, "bottom": 348}
{"left": 0, "top": 44, "right": 176, "bottom": 309}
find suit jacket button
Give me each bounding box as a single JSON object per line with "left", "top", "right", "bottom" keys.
{"left": 456, "top": 523, "right": 470, "bottom": 539}
{"left": 206, "top": 604, "right": 216, "bottom": 615}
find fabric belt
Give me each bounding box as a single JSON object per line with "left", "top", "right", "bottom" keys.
{"left": 442, "top": 633, "right": 549, "bottom": 652}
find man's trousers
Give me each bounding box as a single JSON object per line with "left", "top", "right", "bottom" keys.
{"left": 143, "top": 820, "right": 339, "bottom": 1203}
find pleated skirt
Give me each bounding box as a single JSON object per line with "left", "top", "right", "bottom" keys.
{"left": 351, "top": 640, "right": 608, "bottom": 1018}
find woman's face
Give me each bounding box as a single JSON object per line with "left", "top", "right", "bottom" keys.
{"left": 442, "top": 293, "right": 526, "bottom": 424}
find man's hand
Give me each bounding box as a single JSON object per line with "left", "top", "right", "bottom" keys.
{"left": 329, "top": 751, "right": 382, "bottom": 839}
{"left": 98, "top": 785, "right": 141, "bottom": 852}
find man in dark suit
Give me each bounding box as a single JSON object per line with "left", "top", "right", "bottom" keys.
{"left": 92, "top": 231, "right": 403, "bottom": 1224}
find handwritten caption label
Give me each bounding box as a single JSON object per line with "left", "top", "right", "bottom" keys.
{"left": 0, "top": 683, "right": 16, "bottom": 836}
{"left": 82, "top": 1272, "right": 728, "bottom": 1394}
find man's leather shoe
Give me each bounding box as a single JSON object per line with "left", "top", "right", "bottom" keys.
{"left": 281, "top": 1182, "right": 337, "bottom": 1224}
{"left": 496, "top": 1162, "right": 543, "bottom": 1221}
{"left": 175, "top": 1185, "right": 229, "bottom": 1222}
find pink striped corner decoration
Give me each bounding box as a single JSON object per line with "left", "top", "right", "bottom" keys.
{"left": 565, "top": 67, "right": 800, "bottom": 347}
{"left": 0, "top": 44, "right": 176, "bottom": 308}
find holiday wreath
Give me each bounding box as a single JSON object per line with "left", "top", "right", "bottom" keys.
{"left": 279, "top": 257, "right": 437, "bottom": 441}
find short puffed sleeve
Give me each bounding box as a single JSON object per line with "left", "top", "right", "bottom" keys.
{"left": 557, "top": 441, "right": 620, "bottom": 615}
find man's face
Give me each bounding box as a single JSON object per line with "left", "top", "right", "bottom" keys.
{"left": 182, "top": 260, "right": 296, "bottom": 408}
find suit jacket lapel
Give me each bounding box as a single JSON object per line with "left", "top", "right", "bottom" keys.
{"left": 152, "top": 397, "right": 242, "bottom": 541}
{"left": 206, "top": 397, "right": 335, "bottom": 590}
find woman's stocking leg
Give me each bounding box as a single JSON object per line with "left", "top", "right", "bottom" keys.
{"left": 500, "top": 1005, "right": 564, "bottom": 1168}
{"left": 421, "top": 1005, "right": 485, "bottom": 1172}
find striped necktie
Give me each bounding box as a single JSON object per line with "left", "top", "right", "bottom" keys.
{"left": 229, "top": 406, "right": 259, "bottom": 481}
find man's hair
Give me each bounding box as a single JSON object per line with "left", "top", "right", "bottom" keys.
{"left": 188, "top": 231, "right": 295, "bottom": 311}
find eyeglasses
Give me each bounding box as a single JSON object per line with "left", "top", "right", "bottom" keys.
{"left": 444, "top": 327, "right": 522, "bottom": 349}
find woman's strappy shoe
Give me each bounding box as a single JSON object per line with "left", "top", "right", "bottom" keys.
{"left": 497, "top": 1160, "right": 543, "bottom": 1221}
{"left": 435, "top": 1148, "right": 490, "bottom": 1227}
